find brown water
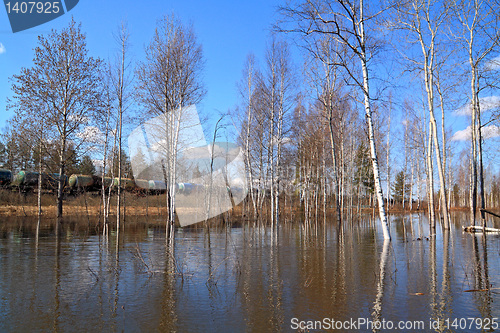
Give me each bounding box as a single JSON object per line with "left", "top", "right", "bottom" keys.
{"left": 1, "top": 213, "right": 499, "bottom": 332}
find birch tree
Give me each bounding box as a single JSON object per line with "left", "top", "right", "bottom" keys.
{"left": 262, "top": 38, "right": 296, "bottom": 227}
{"left": 392, "top": 0, "right": 450, "bottom": 230}
{"left": 305, "top": 36, "right": 349, "bottom": 224}
{"left": 237, "top": 54, "right": 260, "bottom": 219}
{"left": 8, "top": 19, "right": 103, "bottom": 225}
{"left": 136, "top": 14, "right": 206, "bottom": 242}
{"left": 99, "top": 73, "right": 114, "bottom": 234}
{"left": 451, "top": 0, "right": 500, "bottom": 226}
{"left": 111, "top": 22, "right": 133, "bottom": 230}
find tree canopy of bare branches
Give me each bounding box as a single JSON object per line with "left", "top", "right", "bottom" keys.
{"left": 8, "top": 18, "right": 104, "bottom": 224}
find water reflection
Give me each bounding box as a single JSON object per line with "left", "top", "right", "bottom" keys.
{"left": 0, "top": 213, "right": 499, "bottom": 332}
{"left": 372, "top": 239, "right": 390, "bottom": 331}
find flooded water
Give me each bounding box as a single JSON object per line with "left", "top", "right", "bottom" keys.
{"left": 1, "top": 213, "right": 500, "bottom": 332}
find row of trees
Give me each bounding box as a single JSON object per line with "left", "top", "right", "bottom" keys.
{"left": 0, "top": 138, "right": 93, "bottom": 176}
{"left": 235, "top": 0, "right": 500, "bottom": 240}
{"left": 2, "top": 1, "right": 500, "bottom": 242}
{"left": 3, "top": 15, "right": 205, "bottom": 244}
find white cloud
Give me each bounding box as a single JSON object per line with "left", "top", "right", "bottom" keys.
{"left": 451, "top": 125, "right": 500, "bottom": 141}
{"left": 77, "top": 126, "right": 104, "bottom": 144}
{"left": 0, "top": 43, "right": 5, "bottom": 54}
{"left": 483, "top": 125, "right": 500, "bottom": 139}
{"left": 68, "top": 114, "right": 89, "bottom": 124}
{"left": 451, "top": 127, "right": 471, "bottom": 141}
{"left": 93, "top": 159, "right": 103, "bottom": 168}
{"left": 485, "top": 55, "right": 500, "bottom": 71}
{"left": 454, "top": 96, "right": 500, "bottom": 116}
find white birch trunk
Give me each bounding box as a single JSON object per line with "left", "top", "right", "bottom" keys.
{"left": 359, "top": 0, "right": 390, "bottom": 240}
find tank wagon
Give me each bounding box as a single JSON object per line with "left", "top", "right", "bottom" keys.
{"left": 0, "top": 169, "right": 12, "bottom": 187}
{"left": 68, "top": 174, "right": 113, "bottom": 193}
{"left": 11, "top": 171, "right": 67, "bottom": 192}
{"left": 112, "top": 178, "right": 136, "bottom": 191}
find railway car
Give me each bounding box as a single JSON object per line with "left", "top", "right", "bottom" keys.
{"left": 176, "top": 183, "right": 205, "bottom": 195}
{"left": 0, "top": 169, "right": 12, "bottom": 187}
{"left": 112, "top": 178, "right": 136, "bottom": 191}
{"left": 68, "top": 174, "right": 112, "bottom": 193}
{"left": 11, "top": 171, "right": 67, "bottom": 192}
{"left": 148, "top": 180, "right": 166, "bottom": 194}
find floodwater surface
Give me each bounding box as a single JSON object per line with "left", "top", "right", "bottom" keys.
{"left": 1, "top": 213, "right": 500, "bottom": 332}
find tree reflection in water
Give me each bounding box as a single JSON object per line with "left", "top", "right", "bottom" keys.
{"left": 0, "top": 212, "right": 499, "bottom": 332}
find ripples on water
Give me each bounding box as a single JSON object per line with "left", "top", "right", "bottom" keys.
{"left": 0, "top": 213, "right": 499, "bottom": 332}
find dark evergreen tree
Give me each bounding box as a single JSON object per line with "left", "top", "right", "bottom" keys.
{"left": 353, "top": 143, "right": 374, "bottom": 194}
{"left": 392, "top": 170, "right": 410, "bottom": 203}
{"left": 79, "top": 155, "right": 96, "bottom": 175}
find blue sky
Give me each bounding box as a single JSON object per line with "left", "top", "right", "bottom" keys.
{"left": 0, "top": 0, "right": 281, "bottom": 133}
{"left": 1, "top": 0, "right": 499, "bottom": 173}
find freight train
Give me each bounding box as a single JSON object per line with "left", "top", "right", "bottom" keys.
{"left": 0, "top": 169, "right": 207, "bottom": 196}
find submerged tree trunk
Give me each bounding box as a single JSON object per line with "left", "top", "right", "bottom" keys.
{"left": 427, "top": 124, "right": 436, "bottom": 232}
{"left": 101, "top": 101, "right": 112, "bottom": 236}
{"left": 114, "top": 23, "right": 129, "bottom": 232}
{"left": 421, "top": 49, "right": 450, "bottom": 230}
{"left": 469, "top": 72, "right": 478, "bottom": 227}
{"left": 328, "top": 114, "right": 342, "bottom": 225}
{"left": 117, "top": 121, "right": 122, "bottom": 230}
{"left": 56, "top": 133, "right": 67, "bottom": 227}
{"left": 244, "top": 56, "right": 258, "bottom": 219}
{"left": 386, "top": 103, "right": 391, "bottom": 211}
{"left": 359, "top": 1, "right": 390, "bottom": 240}
{"left": 436, "top": 77, "right": 450, "bottom": 223}
{"left": 478, "top": 115, "right": 486, "bottom": 227}
{"left": 37, "top": 140, "right": 43, "bottom": 228}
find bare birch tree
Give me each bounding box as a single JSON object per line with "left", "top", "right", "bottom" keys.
{"left": 98, "top": 72, "right": 114, "bottom": 235}
{"left": 262, "top": 37, "right": 296, "bottom": 227}
{"left": 451, "top": 0, "right": 500, "bottom": 226}
{"left": 111, "top": 22, "right": 133, "bottom": 230}
{"left": 8, "top": 19, "right": 103, "bottom": 226}
{"left": 237, "top": 54, "right": 260, "bottom": 219}
{"left": 391, "top": 0, "right": 451, "bottom": 230}
{"left": 136, "top": 14, "right": 206, "bottom": 242}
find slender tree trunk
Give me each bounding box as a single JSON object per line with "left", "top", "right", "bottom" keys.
{"left": 409, "top": 150, "right": 415, "bottom": 211}
{"left": 57, "top": 134, "right": 67, "bottom": 225}
{"left": 244, "top": 59, "right": 258, "bottom": 219}
{"left": 403, "top": 119, "right": 408, "bottom": 210}
{"left": 268, "top": 77, "right": 276, "bottom": 228}
{"left": 469, "top": 67, "right": 478, "bottom": 226}
{"left": 328, "top": 113, "right": 342, "bottom": 224}
{"left": 37, "top": 140, "right": 43, "bottom": 227}
{"left": 275, "top": 80, "right": 285, "bottom": 228}
{"left": 436, "top": 78, "right": 450, "bottom": 222}
{"left": 386, "top": 104, "right": 391, "bottom": 211}
{"left": 102, "top": 102, "right": 111, "bottom": 236}
{"left": 427, "top": 123, "right": 436, "bottom": 232}
{"left": 359, "top": 0, "right": 390, "bottom": 240}
{"left": 469, "top": 59, "right": 485, "bottom": 227}
{"left": 117, "top": 112, "right": 122, "bottom": 230}
{"left": 422, "top": 62, "right": 449, "bottom": 229}
{"left": 477, "top": 98, "right": 486, "bottom": 226}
